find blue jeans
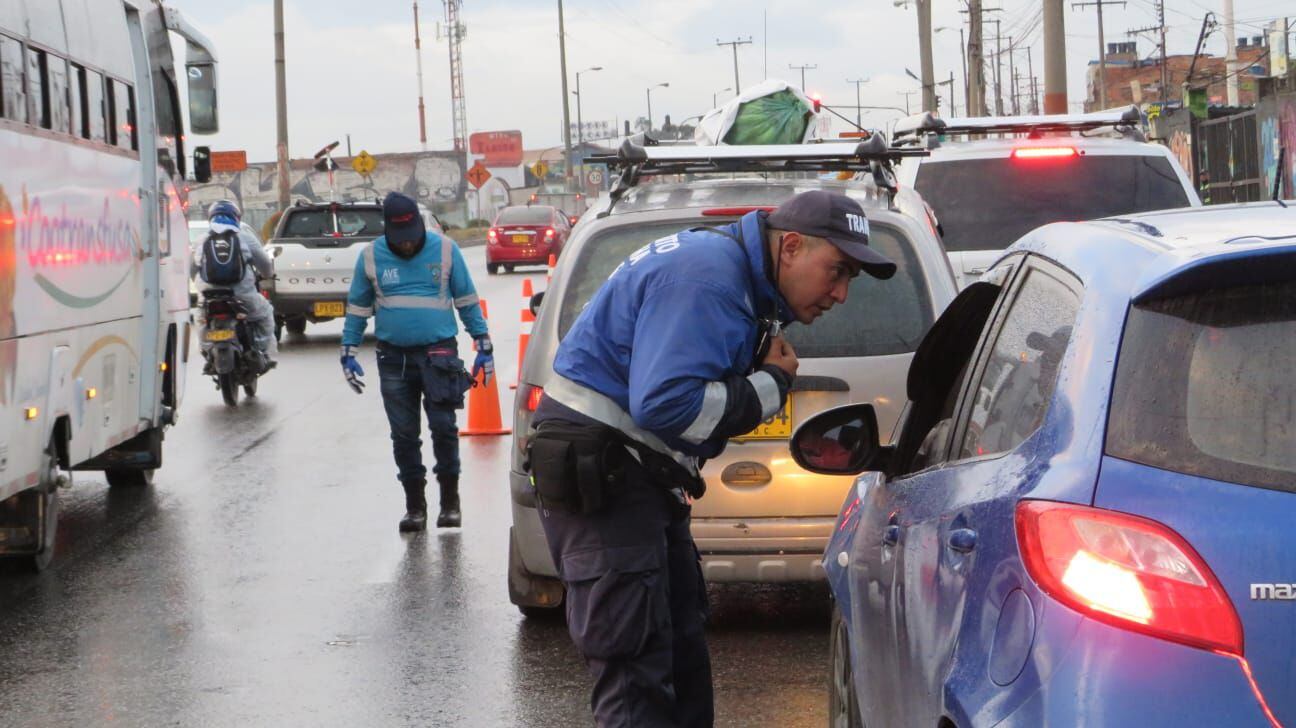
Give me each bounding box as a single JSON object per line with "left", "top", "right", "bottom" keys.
{"left": 376, "top": 341, "right": 465, "bottom": 484}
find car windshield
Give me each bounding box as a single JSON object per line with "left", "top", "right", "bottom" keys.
{"left": 914, "top": 153, "right": 1192, "bottom": 252}
{"left": 560, "top": 219, "right": 934, "bottom": 358}
{"left": 496, "top": 207, "right": 554, "bottom": 225}
{"left": 1106, "top": 279, "right": 1296, "bottom": 493}
{"left": 278, "top": 208, "right": 384, "bottom": 238}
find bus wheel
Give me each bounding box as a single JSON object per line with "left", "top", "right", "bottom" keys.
{"left": 25, "top": 437, "right": 65, "bottom": 572}
{"left": 105, "top": 468, "right": 154, "bottom": 488}
{"left": 219, "top": 373, "right": 240, "bottom": 407}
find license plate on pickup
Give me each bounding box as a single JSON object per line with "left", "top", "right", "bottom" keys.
{"left": 733, "top": 400, "right": 793, "bottom": 441}
{"left": 314, "top": 302, "right": 345, "bottom": 317}
{"left": 205, "top": 329, "right": 235, "bottom": 342}
{"left": 511, "top": 234, "right": 529, "bottom": 244}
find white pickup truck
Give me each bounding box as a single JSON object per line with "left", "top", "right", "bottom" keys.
{"left": 264, "top": 200, "right": 445, "bottom": 339}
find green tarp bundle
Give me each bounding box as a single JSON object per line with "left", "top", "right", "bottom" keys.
{"left": 721, "top": 89, "right": 814, "bottom": 146}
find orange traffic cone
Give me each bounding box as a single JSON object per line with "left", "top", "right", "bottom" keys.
{"left": 461, "top": 297, "right": 511, "bottom": 436}
{"left": 547, "top": 253, "right": 556, "bottom": 286}
{"left": 512, "top": 279, "right": 536, "bottom": 390}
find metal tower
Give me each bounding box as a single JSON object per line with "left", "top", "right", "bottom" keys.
{"left": 442, "top": 0, "right": 468, "bottom": 152}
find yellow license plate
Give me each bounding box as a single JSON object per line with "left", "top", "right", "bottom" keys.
{"left": 314, "top": 302, "right": 345, "bottom": 317}
{"left": 511, "top": 234, "right": 529, "bottom": 244}
{"left": 733, "top": 399, "right": 793, "bottom": 441}
{"left": 205, "top": 329, "right": 235, "bottom": 342}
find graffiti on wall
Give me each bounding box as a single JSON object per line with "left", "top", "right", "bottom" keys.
{"left": 187, "top": 151, "right": 466, "bottom": 229}
{"left": 1260, "top": 98, "right": 1296, "bottom": 199}
{"left": 1169, "top": 129, "right": 1194, "bottom": 178}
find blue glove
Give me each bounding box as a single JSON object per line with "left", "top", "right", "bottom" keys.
{"left": 471, "top": 335, "right": 494, "bottom": 386}
{"left": 340, "top": 345, "right": 365, "bottom": 394}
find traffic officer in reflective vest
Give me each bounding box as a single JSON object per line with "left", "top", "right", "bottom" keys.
{"left": 526, "top": 190, "right": 896, "bottom": 726}
{"left": 339, "top": 192, "right": 494, "bottom": 531}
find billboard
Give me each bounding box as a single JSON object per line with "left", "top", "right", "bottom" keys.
{"left": 469, "top": 131, "right": 524, "bottom": 167}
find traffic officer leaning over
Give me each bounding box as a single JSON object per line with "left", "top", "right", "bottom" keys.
{"left": 340, "top": 192, "right": 494, "bottom": 532}
{"left": 527, "top": 190, "right": 896, "bottom": 726}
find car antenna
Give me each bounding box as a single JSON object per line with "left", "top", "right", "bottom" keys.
{"left": 1273, "top": 147, "right": 1288, "bottom": 208}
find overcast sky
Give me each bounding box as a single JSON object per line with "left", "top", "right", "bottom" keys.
{"left": 168, "top": 0, "right": 1294, "bottom": 162}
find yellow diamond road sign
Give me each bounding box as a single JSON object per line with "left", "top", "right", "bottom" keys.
{"left": 352, "top": 150, "right": 376, "bottom": 175}
{"left": 531, "top": 160, "right": 549, "bottom": 179}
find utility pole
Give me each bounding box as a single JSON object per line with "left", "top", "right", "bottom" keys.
{"left": 959, "top": 27, "right": 969, "bottom": 113}
{"left": 963, "top": 0, "right": 993, "bottom": 116}
{"left": 1027, "top": 46, "right": 1039, "bottom": 113}
{"left": 1128, "top": 0, "right": 1168, "bottom": 105}
{"left": 990, "top": 19, "right": 1005, "bottom": 115}
{"left": 917, "top": 0, "right": 937, "bottom": 112}
{"left": 1043, "top": 0, "right": 1069, "bottom": 113}
{"left": 948, "top": 71, "right": 957, "bottom": 114}
{"left": 1007, "top": 36, "right": 1019, "bottom": 114}
{"left": 273, "top": 0, "right": 289, "bottom": 211}
{"left": 557, "top": 0, "right": 573, "bottom": 190}
{"left": 1223, "top": 0, "right": 1239, "bottom": 105}
{"left": 716, "top": 37, "right": 753, "bottom": 94}
{"left": 900, "top": 90, "right": 917, "bottom": 114}
{"left": 413, "top": 2, "right": 428, "bottom": 150}
{"left": 848, "top": 77, "right": 868, "bottom": 128}
{"left": 1073, "top": 0, "right": 1126, "bottom": 111}
{"left": 789, "top": 63, "right": 817, "bottom": 89}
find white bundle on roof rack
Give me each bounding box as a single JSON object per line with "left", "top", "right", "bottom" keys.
{"left": 694, "top": 79, "right": 822, "bottom": 146}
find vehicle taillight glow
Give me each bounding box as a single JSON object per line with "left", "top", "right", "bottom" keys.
{"left": 488, "top": 227, "right": 498, "bottom": 240}
{"left": 544, "top": 227, "right": 556, "bottom": 240}
{"left": 702, "top": 206, "right": 778, "bottom": 216}
{"left": 1012, "top": 146, "right": 1078, "bottom": 160}
{"left": 526, "top": 386, "right": 544, "bottom": 412}
{"left": 1016, "top": 500, "right": 1242, "bottom": 656}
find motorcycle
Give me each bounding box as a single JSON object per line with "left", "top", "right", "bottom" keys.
{"left": 200, "top": 289, "right": 269, "bottom": 407}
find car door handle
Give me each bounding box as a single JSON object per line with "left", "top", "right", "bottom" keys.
{"left": 948, "top": 528, "right": 978, "bottom": 553}
{"left": 883, "top": 525, "right": 900, "bottom": 546}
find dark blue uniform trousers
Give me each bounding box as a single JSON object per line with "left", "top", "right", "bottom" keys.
{"left": 538, "top": 460, "right": 713, "bottom": 727}
{"left": 375, "top": 341, "right": 462, "bottom": 483}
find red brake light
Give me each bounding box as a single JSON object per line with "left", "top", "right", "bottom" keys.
{"left": 1016, "top": 500, "right": 1242, "bottom": 656}
{"left": 701, "top": 206, "right": 778, "bottom": 217}
{"left": 525, "top": 386, "right": 544, "bottom": 412}
{"left": 544, "top": 227, "right": 556, "bottom": 240}
{"left": 1012, "top": 146, "right": 1078, "bottom": 160}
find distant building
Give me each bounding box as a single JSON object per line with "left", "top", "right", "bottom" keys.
{"left": 1084, "top": 39, "right": 1272, "bottom": 111}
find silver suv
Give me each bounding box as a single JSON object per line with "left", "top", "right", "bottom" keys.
{"left": 891, "top": 105, "right": 1201, "bottom": 287}
{"left": 506, "top": 140, "right": 960, "bottom": 614}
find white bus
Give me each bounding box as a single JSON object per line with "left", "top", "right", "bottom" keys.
{"left": 0, "top": 0, "right": 219, "bottom": 569}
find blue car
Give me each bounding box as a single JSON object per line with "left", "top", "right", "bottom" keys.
{"left": 792, "top": 202, "right": 1295, "bottom": 727}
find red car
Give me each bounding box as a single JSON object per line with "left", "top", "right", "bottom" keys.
{"left": 485, "top": 205, "right": 571, "bottom": 274}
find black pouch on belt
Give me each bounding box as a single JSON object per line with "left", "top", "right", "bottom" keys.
{"left": 422, "top": 344, "right": 472, "bottom": 408}
{"left": 527, "top": 420, "right": 627, "bottom": 514}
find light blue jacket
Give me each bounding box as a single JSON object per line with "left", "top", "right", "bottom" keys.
{"left": 342, "top": 233, "right": 488, "bottom": 347}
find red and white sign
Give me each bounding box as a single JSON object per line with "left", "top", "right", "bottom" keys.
{"left": 469, "top": 131, "right": 523, "bottom": 167}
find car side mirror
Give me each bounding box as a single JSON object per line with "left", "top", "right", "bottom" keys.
{"left": 193, "top": 146, "right": 212, "bottom": 183}
{"left": 529, "top": 291, "right": 545, "bottom": 316}
{"left": 790, "top": 403, "right": 881, "bottom": 475}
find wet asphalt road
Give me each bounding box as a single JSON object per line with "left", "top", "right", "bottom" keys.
{"left": 0, "top": 246, "right": 831, "bottom": 727}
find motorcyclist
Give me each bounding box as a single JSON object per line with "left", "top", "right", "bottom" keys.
{"left": 192, "top": 200, "right": 278, "bottom": 371}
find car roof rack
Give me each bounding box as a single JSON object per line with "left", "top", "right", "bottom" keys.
{"left": 587, "top": 133, "right": 928, "bottom": 217}
{"left": 892, "top": 105, "right": 1146, "bottom": 145}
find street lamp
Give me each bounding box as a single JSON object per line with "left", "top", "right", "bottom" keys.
{"left": 573, "top": 66, "right": 603, "bottom": 148}
{"left": 646, "top": 82, "right": 669, "bottom": 133}
{"left": 712, "top": 87, "right": 732, "bottom": 109}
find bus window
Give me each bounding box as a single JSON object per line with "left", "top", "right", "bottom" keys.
{"left": 26, "top": 47, "right": 46, "bottom": 129}
{"left": 85, "top": 68, "right": 106, "bottom": 143}
{"left": 1, "top": 35, "right": 26, "bottom": 124}
{"left": 70, "top": 63, "right": 85, "bottom": 138}
{"left": 107, "top": 78, "right": 136, "bottom": 151}
{"left": 47, "top": 55, "right": 69, "bottom": 134}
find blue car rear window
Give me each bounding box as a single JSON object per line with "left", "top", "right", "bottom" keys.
{"left": 1107, "top": 280, "right": 1296, "bottom": 492}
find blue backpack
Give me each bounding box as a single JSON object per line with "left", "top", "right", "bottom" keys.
{"left": 200, "top": 229, "right": 246, "bottom": 286}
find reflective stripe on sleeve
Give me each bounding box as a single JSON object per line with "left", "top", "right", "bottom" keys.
{"left": 454, "top": 294, "right": 480, "bottom": 308}
{"left": 679, "top": 381, "right": 728, "bottom": 445}
{"left": 346, "top": 304, "right": 374, "bottom": 317}
{"left": 749, "top": 370, "right": 782, "bottom": 420}
{"left": 363, "top": 245, "right": 377, "bottom": 289}
{"left": 440, "top": 237, "right": 453, "bottom": 301}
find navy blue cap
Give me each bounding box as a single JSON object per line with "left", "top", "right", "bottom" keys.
{"left": 383, "top": 192, "right": 426, "bottom": 247}
{"left": 767, "top": 190, "right": 896, "bottom": 280}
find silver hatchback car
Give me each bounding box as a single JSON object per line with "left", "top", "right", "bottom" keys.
{"left": 506, "top": 142, "right": 959, "bottom": 615}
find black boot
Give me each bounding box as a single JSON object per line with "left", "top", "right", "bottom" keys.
{"left": 436, "top": 474, "right": 461, "bottom": 528}
{"left": 399, "top": 478, "right": 427, "bottom": 532}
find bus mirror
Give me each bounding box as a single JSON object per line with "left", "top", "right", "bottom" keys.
{"left": 186, "top": 62, "right": 219, "bottom": 134}
{"left": 193, "top": 146, "right": 212, "bottom": 183}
